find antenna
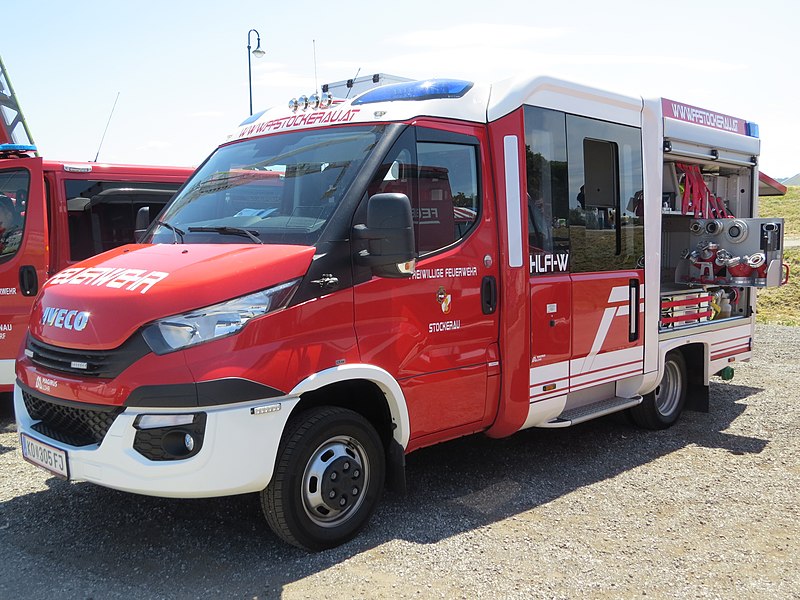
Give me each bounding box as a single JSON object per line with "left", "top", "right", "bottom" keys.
{"left": 313, "top": 39, "right": 319, "bottom": 95}
{"left": 345, "top": 67, "right": 360, "bottom": 99}
{"left": 93, "top": 91, "right": 120, "bottom": 162}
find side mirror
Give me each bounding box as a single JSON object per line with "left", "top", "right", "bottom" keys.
{"left": 353, "top": 193, "right": 416, "bottom": 278}
{"left": 134, "top": 206, "right": 150, "bottom": 242}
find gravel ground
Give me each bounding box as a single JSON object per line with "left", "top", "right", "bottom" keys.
{"left": 1, "top": 324, "right": 798, "bottom": 599}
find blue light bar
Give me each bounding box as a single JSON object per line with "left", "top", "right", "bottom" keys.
{"left": 746, "top": 121, "right": 759, "bottom": 138}
{"left": 0, "top": 143, "right": 37, "bottom": 152}
{"left": 352, "top": 79, "right": 474, "bottom": 105}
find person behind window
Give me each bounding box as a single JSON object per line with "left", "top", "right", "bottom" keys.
{"left": 528, "top": 192, "right": 552, "bottom": 252}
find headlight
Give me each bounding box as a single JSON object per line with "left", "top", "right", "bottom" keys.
{"left": 142, "top": 279, "right": 300, "bottom": 354}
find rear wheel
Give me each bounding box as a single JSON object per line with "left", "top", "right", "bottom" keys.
{"left": 261, "top": 406, "right": 385, "bottom": 551}
{"left": 630, "top": 351, "right": 687, "bottom": 429}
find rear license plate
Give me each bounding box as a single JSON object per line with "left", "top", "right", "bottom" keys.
{"left": 20, "top": 433, "right": 69, "bottom": 479}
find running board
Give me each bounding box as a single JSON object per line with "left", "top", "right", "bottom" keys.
{"left": 538, "top": 395, "right": 643, "bottom": 428}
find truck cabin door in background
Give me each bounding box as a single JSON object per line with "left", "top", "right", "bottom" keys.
{"left": 0, "top": 157, "right": 46, "bottom": 392}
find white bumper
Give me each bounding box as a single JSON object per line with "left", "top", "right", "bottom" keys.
{"left": 14, "top": 384, "right": 299, "bottom": 498}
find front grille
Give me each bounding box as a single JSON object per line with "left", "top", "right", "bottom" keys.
{"left": 23, "top": 390, "right": 124, "bottom": 447}
{"left": 27, "top": 332, "right": 151, "bottom": 378}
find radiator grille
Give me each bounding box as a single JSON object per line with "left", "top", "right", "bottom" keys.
{"left": 23, "top": 390, "right": 123, "bottom": 447}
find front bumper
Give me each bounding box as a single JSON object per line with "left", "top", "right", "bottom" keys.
{"left": 14, "top": 383, "right": 298, "bottom": 498}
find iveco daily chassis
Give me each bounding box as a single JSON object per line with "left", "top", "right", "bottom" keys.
{"left": 15, "top": 76, "right": 785, "bottom": 550}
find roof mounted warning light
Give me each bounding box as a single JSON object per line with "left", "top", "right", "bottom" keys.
{"left": 0, "top": 143, "right": 37, "bottom": 158}
{"left": 288, "top": 91, "right": 334, "bottom": 112}
{"left": 351, "top": 79, "right": 474, "bottom": 105}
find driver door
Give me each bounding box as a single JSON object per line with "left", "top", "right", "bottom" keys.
{"left": 353, "top": 124, "right": 500, "bottom": 445}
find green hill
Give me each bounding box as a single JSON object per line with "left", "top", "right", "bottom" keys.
{"left": 757, "top": 186, "right": 799, "bottom": 325}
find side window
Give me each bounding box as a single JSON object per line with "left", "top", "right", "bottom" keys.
{"left": 415, "top": 141, "right": 479, "bottom": 253}
{"left": 367, "top": 128, "right": 480, "bottom": 255}
{"left": 524, "top": 106, "right": 569, "bottom": 274}
{"left": 567, "top": 115, "right": 643, "bottom": 273}
{"left": 65, "top": 180, "right": 182, "bottom": 261}
{"left": 0, "top": 168, "right": 30, "bottom": 260}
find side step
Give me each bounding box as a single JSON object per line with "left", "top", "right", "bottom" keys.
{"left": 538, "top": 395, "right": 643, "bottom": 428}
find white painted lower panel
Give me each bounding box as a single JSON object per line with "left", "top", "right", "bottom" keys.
{"left": 529, "top": 346, "right": 646, "bottom": 401}
{"left": 15, "top": 384, "right": 300, "bottom": 498}
{"left": 520, "top": 395, "right": 567, "bottom": 430}
{"left": 570, "top": 345, "right": 644, "bottom": 376}
{"left": 0, "top": 359, "right": 15, "bottom": 386}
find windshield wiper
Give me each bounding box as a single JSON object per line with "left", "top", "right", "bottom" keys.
{"left": 187, "top": 226, "right": 263, "bottom": 244}
{"left": 156, "top": 220, "right": 186, "bottom": 243}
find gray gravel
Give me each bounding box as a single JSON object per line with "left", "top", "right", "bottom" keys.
{"left": 1, "top": 324, "right": 798, "bottom": 599}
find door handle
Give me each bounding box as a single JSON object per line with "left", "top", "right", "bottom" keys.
{"left": 629, "top": 278, "right": 640, "bottom": 342}
{"left": 481, "top": 276, "right": 497, "bottom": 315}
{"left": 19, "top": 265, "right": 38, "bottom": 297}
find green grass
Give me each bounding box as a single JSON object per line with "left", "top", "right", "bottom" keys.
{"left": 756, "top": 245, "right": 800, "bottom": 325}
{"left": 759, "top": 186, "right": 800, "bottom": 237}
{"left": 757, "top": 186, "right": 800, "bottom": 324}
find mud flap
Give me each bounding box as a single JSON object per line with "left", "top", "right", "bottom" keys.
{"left": 386, "top": 438, "right": 406, "bottom": 494}
{"left": 685, "top": 379, "right": 709, "bottom": 413}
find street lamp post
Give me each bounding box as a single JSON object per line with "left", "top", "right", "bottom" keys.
{"left": 247, "top": 29, "right": 266, "bottom": 115}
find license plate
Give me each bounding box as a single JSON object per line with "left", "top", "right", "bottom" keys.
{"left": 20, "top": 433, "right": 69, "bottom": 479}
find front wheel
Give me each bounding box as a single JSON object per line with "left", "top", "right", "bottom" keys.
{"left": 629, "top": 350, "right": 687, "bottom": 430}
{"left": 261, "top": 406, "right": 385, "bottom": 551}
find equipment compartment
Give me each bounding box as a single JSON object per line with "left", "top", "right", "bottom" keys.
{"left": 659, "top": 286, "right": 747, "bottom": 331}
{"left": 676, "top": 218, "right": 786, "bottom": 288}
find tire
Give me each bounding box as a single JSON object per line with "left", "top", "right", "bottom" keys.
{"left": 261, "top": 406, "right": 385, "bottom": 551}
{"left": 629, "top": 351, "right": 687, "bottom": 430}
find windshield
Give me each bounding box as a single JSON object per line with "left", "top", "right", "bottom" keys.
{"left": 148, "top": 125, "right": 385, "bottom": 246}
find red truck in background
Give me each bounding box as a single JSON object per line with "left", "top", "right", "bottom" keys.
{"left": 14, "top": 75, "right": 788, "bottom": 551}
{"left": 0, "top": 56, "right": 192, "bottom": 398}
{"left": 0, "top": 153, "right": 192, "bottom": 395}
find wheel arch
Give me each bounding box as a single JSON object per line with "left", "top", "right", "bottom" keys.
{"left": 288, "top": 365, "right": 410, "bottom": 492}
{"left": 647, "top": 341, "right": 709, "bottom": 412}
{"left": 289, "top": 365, "right": 410, "bottom": 447}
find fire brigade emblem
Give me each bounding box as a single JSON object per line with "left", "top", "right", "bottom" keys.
{"left": 436, "top": 286, "right": 452, "bottom": 314}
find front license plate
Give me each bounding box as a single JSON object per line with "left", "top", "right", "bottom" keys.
{"left": 20, "top": 433, "right": 69, "bottom": 479}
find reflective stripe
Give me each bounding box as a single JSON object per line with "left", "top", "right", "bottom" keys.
{"left": 503, "top": 135, "right": 523, "bottom": 268}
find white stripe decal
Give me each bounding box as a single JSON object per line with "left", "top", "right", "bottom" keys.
{"left": 580, "top": 306, "right": 617, "bottom": 374}
{"left": 530, "top": 361, "right": 569, "bottom": 385}
{"left": 570, "top": 368, "right": 642, "bottom": 393}
{"left": 503, "top": 135, "right": 523, "bottom": 268}
{"left": 571, "top": 346, "right": 644, "bottom": 375}
{"left": 711, "top": 344, "right": 750, "bottom": 357}
{"left": 530, "top": 389, "right": 570, "bottom": 402}
{"left": 608, "top": 285, "right": 630, "bottom": 304}
{"left": 712, "top": 338, "right": 751, "bottom": 352}
{"left": 570, "top": 361, "right": 643, "bottom": 387}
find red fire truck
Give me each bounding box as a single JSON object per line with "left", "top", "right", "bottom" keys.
{"left": 0, "top": 56, "right": 192, "bottom": 398}
{"left": 0, "top": 154, "right": 192, "bottom": 396}
{"left": 14, "top": 76, "right": 786, "bottom": 550}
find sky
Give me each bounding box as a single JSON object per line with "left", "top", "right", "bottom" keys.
{"left": 2, "top": 0, "right": 798, "bottom": 178}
